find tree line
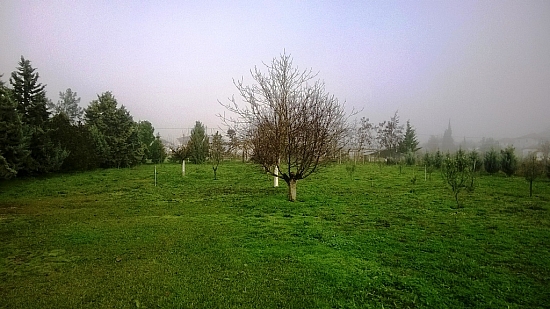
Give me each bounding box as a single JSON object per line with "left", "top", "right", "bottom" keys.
{"left": 0, "top": 56, "right": 166, "bottom": 179}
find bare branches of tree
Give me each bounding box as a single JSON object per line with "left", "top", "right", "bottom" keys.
{"left": 220, "top": 53, "right": 350, "bottom": 201}
{"left": 376, "top": 110, "right": 404, "bottom": 161}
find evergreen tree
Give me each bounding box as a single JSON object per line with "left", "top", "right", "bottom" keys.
{"left": 500, "top": 146, "right": 518, "bottom": 177}
{"left": 10, "top": 56, "right": 49, "bottom": 127}
{"left": 49, "top": 113, "right": 99, "bottom": 171}
{"left": 137, "top": 120, "right": 155, "bottom": 162}
{"left": 87, "top": 124, "right": 110, "bottom": 166}
{"left": 484, "top": 148, "right": 501, "bottom": 174}
{"left": 441, "top": 120, "right": 455, "bottom": 152}
{"left": 404, "top": 151, "right": 416, "bottom": 166}
{"left": 84, "top": 92, "right": 143, "bottom": 168}
{"left": 0, "top": 76, "right": 29, "bottom": 178}
{"left": 10, "top": 57, "right": 67, "bottom": 174}
{"left": 399, "top": 120, "right": 420, "bottom": 154}
{"left": 149, "top": 134, "right": 167, "bottom": 164}
{"left": 433, "top": 150, "right": 443, "bottom": 169}
{"left": 423, "top": 152, "right": 434, "bottom": 179}
{"left": 187, "top": 121, "right": 209, "bottom": 164}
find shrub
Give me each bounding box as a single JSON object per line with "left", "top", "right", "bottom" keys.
{"left": 468, "top": 150, "right": 482, "bottom": 172}
{"left": 484, "top": 148, "right": 501, "bottom": 174}
{"left": 433, "top": 150, "right": 443, "bottom": 169}
{"left": 500, "top": 146, "right": 518, "bottom": 177}
{"left": 405, "top": 151, "right": 416, "bottom": 166}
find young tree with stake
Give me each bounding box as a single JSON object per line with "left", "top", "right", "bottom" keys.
{"left": 441, "top": 149, "right": 474, "bottom": 208}
{"left": 210, "top": 131, "right": 224, "bottom": 180}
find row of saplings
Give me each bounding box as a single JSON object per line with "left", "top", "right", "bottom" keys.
{"left": 393, "top": 146, "right": 546, "bottom": 207}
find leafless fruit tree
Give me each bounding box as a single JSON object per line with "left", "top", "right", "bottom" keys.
{"left": 220, "top": 53, "right": 350, "bottom": 201}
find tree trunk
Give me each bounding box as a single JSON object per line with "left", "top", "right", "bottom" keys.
{"left": 288, "top": 179, "right": 297, "bottom": 202}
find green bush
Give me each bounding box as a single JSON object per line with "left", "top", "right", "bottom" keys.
{"left": 484, "top": 148, "right": 501, "bottom": 174}
{"left": 500, "top": 146, "right": 518, "bottom": 177}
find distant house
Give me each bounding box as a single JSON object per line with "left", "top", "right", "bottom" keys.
{"left": 499, "top": 132, "right": 549, "bottom": 158}
{"left": 522, "top": 148, "right": 544, "bottom": 161}
{"left": 500, "top": 134, "right": 539, "bottom": 150}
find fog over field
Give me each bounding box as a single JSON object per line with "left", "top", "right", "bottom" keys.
{"left": 1, "top": 1, "right": 549, "bottom": 143}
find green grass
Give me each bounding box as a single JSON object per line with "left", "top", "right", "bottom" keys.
{"left": 0, "top": 162, "right": 549, "bottom": 308}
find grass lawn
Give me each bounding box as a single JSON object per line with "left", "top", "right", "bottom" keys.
{"left": 0, "top": 162, "right": 549, "bottom": 308}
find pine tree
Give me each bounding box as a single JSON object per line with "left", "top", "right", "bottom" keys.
{"left": 10, "top": 57, "right": 67, "bottom": 174}
{"left": 399, "top": 120, "right": 420, "bottom": 154}
{"left": 149, "top": 134, "right": 167, "bottom": 164}
{"left": 0, "top": 76, "right": 29, "bottom": 178}
{"left": 187, "top": 121, "right": 209, "bottom": 164}
{"left": 10, "top": 56, "right": 49, "bottom": 127}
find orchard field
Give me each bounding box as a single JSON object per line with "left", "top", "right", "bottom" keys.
{"left": 0, "top": 162, "right": 549, "bottom": 308}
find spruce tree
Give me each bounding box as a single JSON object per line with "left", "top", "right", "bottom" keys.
{"left": 399, "top": 120, "right": 420, "bottom": 154}
{"left": 187, "top": 121, "right": 209, "bottom": 164}
{"left": 0, "top": 76, "right": 29, "bottom": 178}
{"left": 10, "top": 57, "right": 66, "bottom": 174}
{"left": 10, "top": 56, "right": 49, "bottom": 127}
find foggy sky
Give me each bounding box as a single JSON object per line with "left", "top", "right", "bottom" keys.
{"left": 1, "top": 0, "right": 549, "bottom": 143}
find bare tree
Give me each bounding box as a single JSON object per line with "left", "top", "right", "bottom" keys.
{"left": 352, "top": 117, "right": 374, "bottom": 163}
{"left": 220, "top": 53, "right": 350, "bottom": 201}
{"left": 376, "top": 110, "right": 404, "bottom": 162}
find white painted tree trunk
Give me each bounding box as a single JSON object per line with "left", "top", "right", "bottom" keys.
{"left": 274, "top": 166, "right": 279, "bottom": 187}
{"left": 288, "top": 179, "right": 297, "bottom": 202}
{"left": 182, "top": 160, "right": 185, "bottom": 176}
